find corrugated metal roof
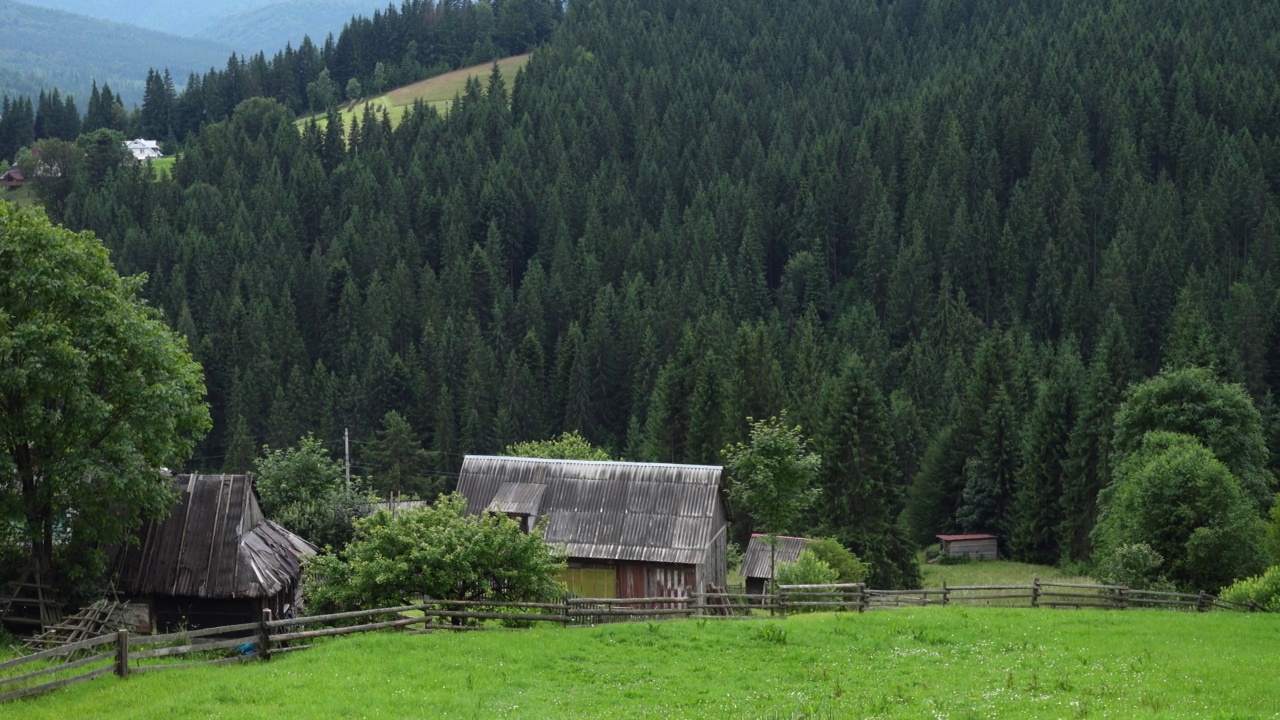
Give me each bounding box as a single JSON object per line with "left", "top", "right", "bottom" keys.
{"left": 457, "top": 456, "right": 724, "bottom": 566}
{"left": 488, "top": 482, "right": 547, "bottom": 514}
{"left": 936, "top": 534, "right": 998, "bottom": 541}
{"left": 113, "top": 475, "right": 316, "bottom": 599}
{"left": 740, "top": 535, "right": 812, "bottom": 580}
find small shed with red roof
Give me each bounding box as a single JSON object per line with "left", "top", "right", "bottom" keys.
{"left": 936, "top": 534, "right": 998, "bottom": 560}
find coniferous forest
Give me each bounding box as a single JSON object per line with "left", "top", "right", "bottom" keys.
{"left": 19, "top": 0, "right": 1280, "bottom": 587}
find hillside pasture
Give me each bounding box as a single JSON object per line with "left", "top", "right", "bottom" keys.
{"left": 298, "top": 54, "right": 530, "bottom": 133}
{"left": 9, "top": 608, "right": 1278, "bottom": 719}
{"left": 920, "top": 555, "right": 1094, "bottom": 590}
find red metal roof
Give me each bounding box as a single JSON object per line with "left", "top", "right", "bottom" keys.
{"left": 936, "top": 534, "right": 997, "bottom": 541}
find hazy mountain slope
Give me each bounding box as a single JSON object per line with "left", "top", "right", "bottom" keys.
{"left": 195, "top": 1, "right": 391, "bottom": 56}
{"left": 12, "top": 0, "right": 267, "bottom": 37}
{"left": 0, "top": 0, "right": 231, "bottom": 106}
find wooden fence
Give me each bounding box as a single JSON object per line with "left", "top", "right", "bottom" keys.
{"left": 1, "top": 578, "right": 1267, "bottom": 703}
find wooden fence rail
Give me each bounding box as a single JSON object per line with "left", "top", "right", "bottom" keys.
{"left": 1, "top": 578, "right": 1268, "bottom": 704}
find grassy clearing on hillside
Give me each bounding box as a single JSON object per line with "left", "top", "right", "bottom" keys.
{"left": 147, "top": 156, "right": 176, "bottom": 179}
{"left": 299, "top": 54, "right": 530, "bottom": 133}
{"left": 920, "top": 555, "right": 1094, "bottom": 589}
{"left": 9, "top": 608, "right": 1278, "bottom": 719}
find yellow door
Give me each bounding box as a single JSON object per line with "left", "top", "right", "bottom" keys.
{"left": 562, "top": 567, "right": 616, "bottom": 598}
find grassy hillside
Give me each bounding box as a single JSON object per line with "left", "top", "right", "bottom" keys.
{"left": 299, "top": 54, "right": 531, "bottom": 132}
{"left": 920, "top": 557, "right": 1093, "bottom": 588}
{"left": 0, "top": 0, "right": 231, "bottom": 106}
{"left": 10, "top": 610, "right": 1279, "bottom": 718}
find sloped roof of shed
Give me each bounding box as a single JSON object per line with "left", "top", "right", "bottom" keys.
{"left": 740, "top": 534, "right": 812, "bottom": 580}
{"left": 457, "top": 456, "right": 723, "bottom": 566}
{"left": 113, "top": 474, "right": 316, "bottom": 599}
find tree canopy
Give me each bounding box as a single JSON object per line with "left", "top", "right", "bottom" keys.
{"left": 0, "top": 203, "right": 209, "bottom": 583}
{"left": 303, "top": 494, "right": 566, "bottom": 613}
{"left": 1093, "top": 431, "right": 1268, "bottom": 591}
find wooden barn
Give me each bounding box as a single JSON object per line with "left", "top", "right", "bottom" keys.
{"left": 111, "top": 474, "right": 316, "bottom": 633}
{"left": 456, "top": 456, "right": 727, "bottom": 600}
{"left": 936, "top": 533, "right": 999, "bottom": 560}
{"left": 740, "top": 534, "right": 812, "bottom": 594}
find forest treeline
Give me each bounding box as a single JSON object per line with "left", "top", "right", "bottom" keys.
{"left": 30, "top": 0, "right": 1280, "bottom": 586}
{"left": 0, "top": 0, "right": 562, "bottom": 162}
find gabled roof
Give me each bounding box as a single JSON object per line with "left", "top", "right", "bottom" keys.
{"left": 113, "top": 474, "right": 316, "bottom": 599}
{"left": 456, "top": 456, "right": 723, "bottom": 566}
{"left": 740, "top": 534, "right": 812, "bottom": 580}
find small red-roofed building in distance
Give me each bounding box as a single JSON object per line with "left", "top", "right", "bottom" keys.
{"left": 936, "top": 534, "right": 998, "bottom": 560}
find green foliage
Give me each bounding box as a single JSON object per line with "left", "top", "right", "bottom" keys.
{"left": 816, "top": 354, "right": 919, "bottom": 589}
{"left": 1111, "top": 367, "right": 1275, "bottom": 513}
{"left": 1269, "top": 494, "right": 1280, "bottom": 562}
{"left": 724, "top": 414, "right": 820, "bottom": 590}
{"left": 1093, "top": 432, "right": 1268, "bottom": 591}
{"left": 504, "top": 431, "right": 612, "bottom": 461}
{"left": 1093, "top": 543, "right": 1175, "bottom": 592}
{"left": 254, "top": 433, "right": 371, "bottom": 548}
{"left": 804, "top": 538, "right": 869, "bottom": 584}
{"left": 303, "top": 494, "right": 566, "bottom": 613}
{"left": 726, "top": 541, "right": 743, "bottom": 573}
{"left": 753, "top": 623, "right": 787, "bottom": 645}
{"left": 365, "top": 411, "right": 434, "bottom": 498}
{"left": 0, "top": 203, "right": 210, "bottom": 583}
{"left": 775, "top": 549, "right": 840, "bottom": 612}
{"left": 1219, "top": 566, "right": 1280, "bottom": 611}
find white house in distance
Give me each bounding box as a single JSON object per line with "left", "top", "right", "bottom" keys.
{"left": 124, "top": 139, "right": 162, "bottom": 161}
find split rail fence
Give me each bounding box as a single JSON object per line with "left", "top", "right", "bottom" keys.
{"left": 0, "top": 578, "right": 1267, "bottom": 704}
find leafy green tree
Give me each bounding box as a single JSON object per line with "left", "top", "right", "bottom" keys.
{"left": 1111, "top": 367, "right": 1276, "bottom": 513}
{"left": 723, "top": 414, "right": 821, "bottom": 593}
{"left": 1093, "top": 432, "right": 1267, "bottom": 592}
{"left": 505, "top": 430, "right": 611, "bottom": 461}
{"left": 303, "top": 494, "right": 566, "bottom": 613}
{"left": 254, "top": 433, "right": 371, "bottom": 548}
{"left": 0, "top": 203, "right": 210, "bottom": 582}
{"left": 804, "top": 537, "right": 869, "bottom": 584}
{"left": 19, "top": 138, "right": 85, "bottom": 219}
{"left": 74, "top": 128, "right": 128, "bottom": 188}
{"left": 366, "top": 410, "right": 434, "bottom": 498}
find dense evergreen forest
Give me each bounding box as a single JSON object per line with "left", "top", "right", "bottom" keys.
{"left": 28, "top": 0, "right": 1280, "bottom": 586}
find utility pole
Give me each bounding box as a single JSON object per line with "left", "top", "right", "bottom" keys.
{"left": 344, "top": 427, "right": 351, "bottom": 490}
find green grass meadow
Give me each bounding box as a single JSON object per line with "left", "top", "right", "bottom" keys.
{"left": 299, "top": 54, "right": 531, "bottom": 133}
{"left": 7, "top": 608, "right": 1279, "bottom": 719}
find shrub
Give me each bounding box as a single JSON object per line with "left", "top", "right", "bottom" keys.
{"left": 304, "top": 494, "right": 566, "bottom": 615}
{"left": 1094, "top": 543, "right": 1175, "bottom": 592}
{"left": 1220, "top": 566, "right": 1280, "bottom": 611}
{"left": 775, "top": 549, "right": 840, "bottom": 613}
{"left": 805, "top": 538, "right": 869, "bottom": 583}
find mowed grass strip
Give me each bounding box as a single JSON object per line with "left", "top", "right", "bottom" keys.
{"left": 299, "top": 53, "right": 530, "bottom": 133}
{"left": 8, "top": 608, "right": 1280, "bottom": 719}
{"left": 920, "top": 557, "right": 1094, "bottom": 590}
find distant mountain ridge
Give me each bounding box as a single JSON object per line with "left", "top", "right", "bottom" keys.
{"left": 15, "top": 0, "right": 389, "bottom": 56}
{"left": 0, "top": 0, "right": 232, "bottom": 106}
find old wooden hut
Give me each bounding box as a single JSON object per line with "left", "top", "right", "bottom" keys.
{"left": 740, "top": 534, "right": 812, "bottom": 594}
{"left": 936, "top": 533, "right": 998, "bottom": 560}
{"left": 111, "top": 474, "right": 316, "bottom": 633}
{"left": 456, "top": 456, "right": 727, "bottom": 600}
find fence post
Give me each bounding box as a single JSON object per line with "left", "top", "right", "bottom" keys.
{"left": 1196, "top": 591, "right": 1208, "bottom": 613}
{"left": 1116, "top": 585, "right": 1129, "bottom": 610}
{"left": 1031, "top": 578, "right": 1040, "bottom": 608}
{"left": 857, "top": 583, "right": 867, "bottom": 613}
{"left": 115, "top": 629, "right": 130, "bottom": 678}
{"left": 778, "top": 588, "right": 787, "bottom": 619}
{"left": 941, "top": 581, "right": 949, "bottom": 606}
{"left": 258, "top": 608, "right": 273, "bottom": 660}
{"left": 693, "top": 591, "right": 704, "bottom": 618}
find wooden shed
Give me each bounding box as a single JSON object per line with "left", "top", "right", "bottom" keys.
{"left": 936, "top": 534, "right": 998, "bottom": 560}
{"left": 111, "top": 474, "right": 316, "bottom": 633}
{"left": 456, "top": 456, "right": 727, "bottom": 600}
{"left": 740, "top": 534, "right": 812, "bottom": 594}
